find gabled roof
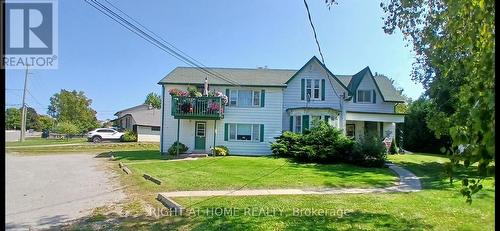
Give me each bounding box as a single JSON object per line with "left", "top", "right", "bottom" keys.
{"left": 337, "top": 67, "right": 406, "bottom": 102}
{"left": 114, "top": 104, "right": 161, "bottom": 127}
{"left": 158, "top": 67, "right": 296, "bottom": 87}
{"left": 285, "top": 56, "right": 350, "bottom": 92}
{"left": 157, "top": 56, "right": 405, "bottom": 102}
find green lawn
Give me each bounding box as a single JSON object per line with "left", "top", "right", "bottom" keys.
{"left": 65, "top": 153, "right": 495, "bottom": 230}
{"left": 116, "top": 152, "right": 397, "bottom": 191}
{"left": 5, "top": 137, "right": 87, "bottom": 147}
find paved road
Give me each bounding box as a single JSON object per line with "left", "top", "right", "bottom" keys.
{"left": 5, "top": 153, "right": 125, "bottom": 230}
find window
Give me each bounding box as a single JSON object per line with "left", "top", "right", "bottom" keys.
{"left": 313, "top": 79, "right": 320, "bottom": 99}
{"left": 295, "top": 116, "right": 302, "bottom": 133}
{"left": 311, "top": 115, "right": 321, "bottom": 127}
{"left": 238, "top": 90, "right": 252, "bottom": 107}
{"left": 229, "top": 89, "right": 261, "bottom": 107}
{"left": 228, "top": 123, "right": 261, "bottom": 141}
{"left": 151, "top": 126, "right": 160, "bottom": 131}
{"left": 346, "top": 124, "right": 355, "bottom": 138}
{"left": 253, "top": 91, "right": 260, "bottom": 106}
{"left": 304, "top": 79, "right": 321, "bottom": 100}
{"left": 306, "top": 79, "right": 312, "bottom": 100}
{"left": 357, "top": 90, "right": 372, "bottom": 103}
{"left": 229, "top": 90, "right": 238, "bottom": 106}
{"left": 196, "top": 123, "right": 206, "bottom": 137}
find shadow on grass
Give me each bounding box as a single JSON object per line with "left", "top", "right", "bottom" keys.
{"left": 52, "top": 207, "right": 432, "bottom": 231}
{"left": 186, "top": 207, "right": 433, "bottom": 231}
{"left": 94, "top": 150, "right": 164, "bottom": 161}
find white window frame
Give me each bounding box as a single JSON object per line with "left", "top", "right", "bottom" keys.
{"left": 304, "top": 78, "right": 321, "bottom": 100}
{"left": 357, "top": 90, "right": 372, "bottom": 103}
{"left": 294, "top": 115, "right": 302, "bottom": 133}
{"left": 228, "top": 89, "right": 261, "bottom": 107}
{"left": 228, "top": 123, "right": 261, "bottom": 142}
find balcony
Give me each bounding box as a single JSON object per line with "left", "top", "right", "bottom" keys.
{"left": 171, "top": 96, "right": 225, "bottom": 120}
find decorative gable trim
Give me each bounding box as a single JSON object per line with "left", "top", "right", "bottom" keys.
{"left": 285, "top": 56, "right": 350, "bottom": 93}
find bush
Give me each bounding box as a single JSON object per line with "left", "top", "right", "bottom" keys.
{"left": 351, "top": 136, "right": 387, "bottom": 167}
{"left": 121, "top": 130, "right": 137, "bottom": 142}
{"left": 54, "top": 121, "right": 79, "bottom": 138}
{"left": 214, "top": 145, "right": 230, "bottom": 156}
{"left": 271, "top": 121, "right": 354, "bottom": 163}
{"left": 167, "top": 142, "right": 189, "bottom": 155}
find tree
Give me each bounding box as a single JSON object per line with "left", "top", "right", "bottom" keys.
{"left": 54, "top": 121, "right": 80, "bottom": 138}
{"left": 5, "top": 108, "right": 21, "bottom": 130}
{"left": 144, "top": 92, "right": 161, "bottom": 109}
{"left": 381, "top": 0, "right": 494, "bottom": 203}
{"left": 35, "top": 115, "right": 55, "bottom": 131}
{"left": 25, "top": 107, "right": 39, "bottom": 130}
{"left": 48, "top": 89, "right": 100, "bottom": 133}
{"left": 402, "top": 95, "right": 448, "bottom": 153}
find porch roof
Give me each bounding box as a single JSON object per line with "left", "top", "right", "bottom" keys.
{"left": 346, "top": 111, "right": 405, "bottom": 123}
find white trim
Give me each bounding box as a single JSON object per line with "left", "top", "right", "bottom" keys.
{"left": 346, "top": 112, "right": 404, "bottom": 123}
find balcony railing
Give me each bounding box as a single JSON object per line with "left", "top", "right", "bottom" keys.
{"left": 171, "top": 96, "right": 225, "bottom": 119}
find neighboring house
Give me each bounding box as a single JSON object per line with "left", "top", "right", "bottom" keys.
{"left": 113, "top": 104, "right": 161, "bottom": 142}
{"left": 158, "top": 56, "right": 405, "bottom": 155}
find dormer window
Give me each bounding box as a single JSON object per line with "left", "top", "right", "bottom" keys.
{"left": 357, "top": 90, "right": 372, "bottom": 103}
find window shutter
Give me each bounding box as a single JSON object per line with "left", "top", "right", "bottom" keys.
{"left": 260, "top": 124, "right": 264, "bottom": 142}
{"left": 289, "top": 116, "right": 294, "bottom": 132}
{"left": 261, "top": 90, "right": 265, "bottom": 107}
{"left": 353, "top": 91, "right": 357, "bottom": 103}
{"left": 302, "top": 115, "right": 309, "bottom": 133}
{"left": 324, "top": 115, "right": 330, "bottom": 123}
{"left": 301, "top": 79, "right": 305, "bottom": 100}
{"left": 224, "top": 123, "right": 228, "bottom": 141}
{"left": 321, "top": 79, "right": 325, "bottom": 101}
{"left": 226, "top": 89, "right": 230, "bottom": 106}
{"left": 373, "top": 90, "right": 376, "bottom": 103}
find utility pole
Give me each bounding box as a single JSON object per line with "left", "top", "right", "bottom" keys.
{"left": 20, "top": 64, "right": 29, "bottom": 142}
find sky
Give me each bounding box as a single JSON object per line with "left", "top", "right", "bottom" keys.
{"left": 5, "top": 0, "right": 425, "bottom": 120}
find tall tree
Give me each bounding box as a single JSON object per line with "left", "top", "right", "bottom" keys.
{"left": 381, "top": 0, "right": 495, "bottom": 203}
{"left": 48, "top": 89, "right": 100, "bottom": 132}
{"left": 5, "top": 108, "right": 21, "bottom": 130}
{"left": 35, "top": 115, "right": 55, "bottom": 131}
{"left": 145, "top": 92, "right": 161, "bottom": 109}
{"left": 25, "top": 107, "right": 39, "bottom": 130}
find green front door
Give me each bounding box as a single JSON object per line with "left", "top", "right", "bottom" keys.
{"left": 194, "top": 121, "right": 206, "bottom": 151}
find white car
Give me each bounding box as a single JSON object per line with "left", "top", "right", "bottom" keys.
{"left": 87, "top": 128, "right": 125, "bottom": 143}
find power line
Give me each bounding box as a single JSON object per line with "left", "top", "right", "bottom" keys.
{"left": 84, "top": 0, "right": 243, "bottom": 87}
{"left": 303, "top": 0, "right": 325, "bottom": 64}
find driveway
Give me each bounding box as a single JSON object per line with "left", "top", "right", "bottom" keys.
{"left": 5, "top": 153, "right": 125, "bottom": 230}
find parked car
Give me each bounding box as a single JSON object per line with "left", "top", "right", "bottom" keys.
{"left": 87, "top": 128, "right": 125, "bottom": 143}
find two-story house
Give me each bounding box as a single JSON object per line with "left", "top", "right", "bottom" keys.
{"left": 158, "top": 56, "right": 405, "bottom": 155}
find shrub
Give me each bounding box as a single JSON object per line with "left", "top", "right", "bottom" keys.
{"left": 388, "top": 138, "right": 399, "bottom": 154}
{"left": 271, "top": 131, "right": 302, "bottom": 158}
{"left": 167, "top": 142, "right": 189, "bottom": 155}
{"left": 54, "top": 121, "right": 79, "bottom": 138}
{"left": 351, "top": 136, "right": 387, "bottom": 167}
{"left": 214, "top": 145, "right": 230, "bottom": 156}
{"left": 271, "top": 121, "right": 353, "bottom": 163}
{"left": 121, "top": 130, "right": 137, "bottom": 142}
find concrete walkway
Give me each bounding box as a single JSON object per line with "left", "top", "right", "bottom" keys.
{"left": 6, "top": 143, "right": 88, "bottom": 148}
{"left": 158, "top": 164, "right": 422, "bottom": 198}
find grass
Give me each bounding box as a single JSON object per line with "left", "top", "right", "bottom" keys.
{"left": 64, "top": 153, "right": 495, "bottom": 230}
{"left": 5, "top": 137, "right": 87, "bottom": 147}
{"left": 5, "top": 142, "right": 160, "bottom": 154}
{"left": 115, "top": 152, "right": 397, "bottom": 191}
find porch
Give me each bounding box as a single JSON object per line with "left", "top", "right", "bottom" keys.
{"left": 345, "top": 111, "right": 405, "bottom": 141}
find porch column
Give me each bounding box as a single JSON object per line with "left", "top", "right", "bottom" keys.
{"left": 213, "top": 120, "right": 217, "bottom": 157}
{"left": 176, "top": 119, "right": 180, "bottom": 156}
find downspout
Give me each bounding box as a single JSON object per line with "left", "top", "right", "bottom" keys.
{"left": 160, "top": 85, "right": 165, "bottom": 155}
